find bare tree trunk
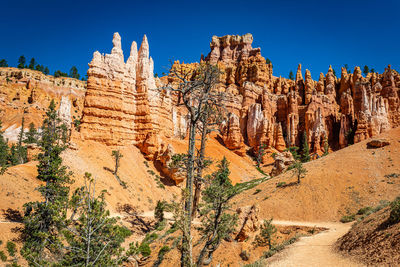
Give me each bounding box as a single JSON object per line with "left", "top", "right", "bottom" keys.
{"left": 181, "top": 122, "right": 196, "bottom": 267}
{"left": 192, "top": 119, "right": 207, "bottom": 219}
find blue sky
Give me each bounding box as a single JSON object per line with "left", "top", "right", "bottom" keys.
{"left": 1, "top": 0, "right": 399, "bottom": 80}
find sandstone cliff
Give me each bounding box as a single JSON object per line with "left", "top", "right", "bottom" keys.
{"left": 2, "top": 33, "right": 399, "bottom": 167}
{"left": 0, "top": 67, "right": 86, "bottom": 141}
{"left": 79, "top": 33, "right": 189, "bottom": 161}
{"left": 196, "top": 34, "right": 400, "bottom": 156}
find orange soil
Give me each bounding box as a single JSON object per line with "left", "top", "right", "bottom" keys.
{"left": 233, "top": 127, "right": 400, "bottom": 222}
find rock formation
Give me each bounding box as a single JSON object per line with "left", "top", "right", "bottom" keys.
{"left": 79, "top": 33, "right": 187, "bottom": 159}
{"left": 2, "top": 32, "right": 399, "bottom": 168}
{"left": 270, "top": 151, "right": 295, "bottom": 176}
{"left": 197, "top": 34, "right": 400, "bottom": 156}
{"left": 0, "top": 67, "right": 86, "bottom": 141}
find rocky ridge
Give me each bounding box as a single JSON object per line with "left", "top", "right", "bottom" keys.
{"left": 1, "top": 32, "right": 400, "bottom": 173}
{"left": 0, "top": 67, "right": 86, "bottom": 141}
{"left": 196, "top": 34, "right": 400, "bottom": 157}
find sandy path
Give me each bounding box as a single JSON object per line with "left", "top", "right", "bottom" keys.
{"left": 263, "top": 220, "right": 365, "bottom": 267}
{"left": 139, "top": 211, "right": 363, "bottom": 266}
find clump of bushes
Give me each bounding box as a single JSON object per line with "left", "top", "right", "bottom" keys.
{"left": 388, "top": 196, "right": 400, "bottom": 224}
{"left": 340, "top": 214, "right": 356, "bottom": 223}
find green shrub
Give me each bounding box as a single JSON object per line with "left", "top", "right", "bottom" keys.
{"left": 276, "top": 182, "right": 286, "bottom": 188}
{"left": 6, "top": 241, "right": 16, "bottom": 257}
{"left": 340, "top": 214, "right": 355, "bottom": 223}
{"left": 388, "top": 196, "right": 400, "bottom": 224}
{"left": 143, "top": 233, "right": 158, "bottom": 244}
{"left": 357, "top": 206, "right": 373, "bottom": 215}
{"left": 158, "top": 245, "right": 170, "bottom": 257}
{"left": 138, "top": 242, "right": 151, "bottom": 257}
{"left": 0, "top": 251, "right": 7, "bottom": 261}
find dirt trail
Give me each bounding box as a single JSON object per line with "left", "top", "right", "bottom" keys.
{"left": 264, "top": 220, "right": 365, "bottom": 267}
{"left": 139, "top": 211, "right": 364, "bottom": 266}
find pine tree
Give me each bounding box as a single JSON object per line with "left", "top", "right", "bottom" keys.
{"left": 323, "top": 137, "right": 329, "bottom": 156}
{"left": 21, "top": 99, "right": 72, "bottom": 265}
{"left": 289, "top": 70, "right": 294, "bottom": 80}
{"left": 24, "top": 122, "right": 37, "bottom": 144}
{"left": 363, "top": 65, "right": 369, "bottom": 76}
{"left": 17, "top": 55, "right": 26, "bottom": 69}
{"left": 196, "top": 158, "right": 238, "bottom": 266}
{"left": 8, "top": 144, "right": 18, "bottom": 166}
{"left": 301, "top": 132, "right": 310, "bottom": 162}
{"left": 292, "top": 160, "right": 307, "bottom": 184}
{"left": 0, "top": 59, "right": 8, "bottom": 67}
{"left": 0, "top": 121, "right": 9, "bottom": 174}
{"left": 28, "top": 58, "right": 36, "bottom": 70}
{"left": 163, "top": 63, "right": 223, "bottom": 266}
{"left": 44, "top": 67, "right": 50, "bottom": 75}
{"left": 15, "top": 116, "right": 27, "bottom": 165}
{"left": 69, "top": 66, "right": 80, "bottom": 79}
{"left": 61, "top": 172, "right": 132, "bottom": 266}
{"left": 111, "top": 150, "right": 125, "bottom": 187}
{"left": 155, "top": 200, "right": 166, "bottom": 225}
{"left": 254, "top": 218, "right": 277, "bottom": 248}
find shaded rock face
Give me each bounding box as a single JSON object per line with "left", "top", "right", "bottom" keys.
{"left": 80, "top": 33, "right": 187, "bottom": 159}
{"left": 196, "top": 34, "right": 400, "bottom": 155}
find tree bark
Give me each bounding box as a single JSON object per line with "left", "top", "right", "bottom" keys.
{"left": 192, "top": 119, "right": 207, "bottom": 219}
{"left": 181, "top": 122, "right": 196, "bottom": 267}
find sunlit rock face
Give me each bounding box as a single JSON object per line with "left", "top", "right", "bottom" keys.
{"left": 80, "top": 33, "right": 187, "bottom": 159}
{"left": 80, "top": 32, "right": 400, "bottom": 159}
{"left": 199, "top": 34, "right": 400, "bottom": 155}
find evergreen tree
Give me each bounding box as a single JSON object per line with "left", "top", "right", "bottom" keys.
{"left": 54, "top": 70, "right": 68, "bottom": 78}
{"left": 44, "top": 67, "right": 50, "bottom": 75}
{"left": 289, "top": 70, "right": 294, "bottom": 80}
{"left": 112, "top": 150, "right": 123, "bottom": 175}
{"left": 0, "top": 59, "right": 8, "bottom": 67}
{"left": 256, "top": 143, "right": 266, "bottom": 168}
{"left": 196, "top": 158, "right": 238, "bottom": 266}
{"left": 370, "top": 68, "right": 376, "bottom": 73}
{"left": 363, "top": 65, "right": 369, "bottom": 76}
{"left": 332, "top": 69, "right": 337, "bottom": 77}
{"left": 323, "top": 137, "right": 329, "bottom": 156}
{"left": 61, "top": 172, "right": 132, "bottom": 266}
{"left": 7, "top": 144, "right": 18, "bottom": 166}
{"left": 254, "top": 218, "right": 277, "bottom": 248}
{"left": 24, "top": 122, "right": 37, "bottom": 144}
{"left": 28, "top": 58, "right": 36, "bottom": 70}
{"left": 0, "top": 121, "right": 9, "bottom": 174}
{"left": 17, "top": 55, "right": 26, "bottom": 69}
{"left": 69, "top": 66, "right": 80, "bottom": 79}
{"left": 301, "top": 132, "right": 310, "bottom": 163}
{"left": 35, "top": 64, "right": 44, "bottom": 72}
{"left": 292, "top": 160, "right": 307, "bottom": 184}
{"left": 155, "top": 200, "right": 166, "bottom": 225}
{"left": 15, "top": 116, "right": 27, "bottom": 165}
{"left": 111, "top": 150, "right": 125, "bottom": 186}
{"left": 21, "top": 99, "right": 72, "bottom": 265}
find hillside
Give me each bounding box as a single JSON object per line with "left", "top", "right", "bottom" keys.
{"left": 233, "top": 127, "right": 400, "bottom": 222}
{"left": 335, "top": 203, "right": 400, "bottom": 266}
